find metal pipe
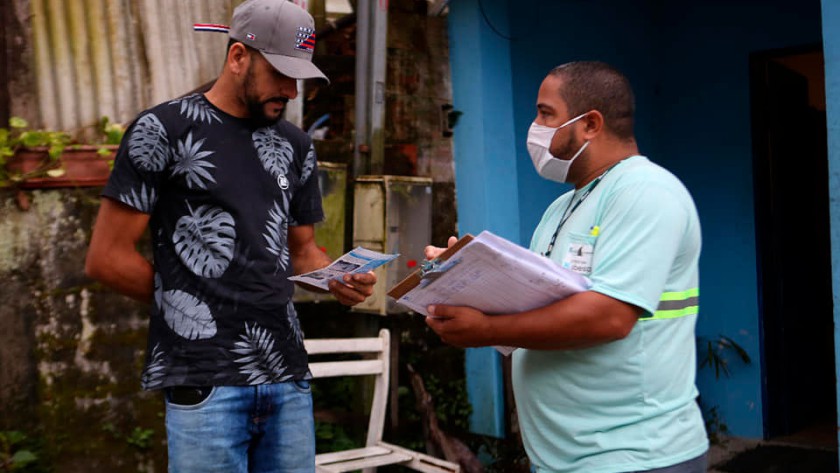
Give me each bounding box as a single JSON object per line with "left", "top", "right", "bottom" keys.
{"left": 368, "top": 0, "right": 387, "bottom": 175}
{"left": 354, "top": 0, "right": 370, "bottom": 179}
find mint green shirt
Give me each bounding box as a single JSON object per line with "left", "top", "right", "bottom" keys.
{"left": 513, "top": 156, "right": 708, "bottom": 473}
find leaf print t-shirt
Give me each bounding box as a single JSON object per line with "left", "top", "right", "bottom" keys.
{"left": 103, "top": 93, "right": 324, "bottom": 390}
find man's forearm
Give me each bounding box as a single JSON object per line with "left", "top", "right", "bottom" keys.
{"left": 86, "top": 251, "right": 155, "bottom": 302}
{"left": 485, "top": 291, "right": 641, "bottom": 350}
{"left": 291, "top": 246, "right": 332, "bottom": 275}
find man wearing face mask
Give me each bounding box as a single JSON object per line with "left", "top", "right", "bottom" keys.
{"left": 425, "top": 61, "right": 708, "bottom": 473}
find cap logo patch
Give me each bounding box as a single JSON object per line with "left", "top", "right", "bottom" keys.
{"left": 246, "top": 32, "right": 256, "bottom": 41}
{"left": 294, "top": 27, "right": 316, "bottom": 52}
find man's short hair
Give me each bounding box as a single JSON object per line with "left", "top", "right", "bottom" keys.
{"left": 549, "top": 61, "right": 635, "bottom": 141}
{"left": 225, "top": 38, "right": 257, "bottom": 61}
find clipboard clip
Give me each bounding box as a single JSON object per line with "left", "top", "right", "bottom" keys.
{"left": 418, "top": 257, "right": 461, "bottom": 288}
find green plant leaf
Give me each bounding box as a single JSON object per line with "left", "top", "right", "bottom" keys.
{"left": 20, "top": 131, "right": 47, "bottom": 147}
{"left": 9, "top": 117, "right": 28, "bottom": 129}
{"left": 11, "top": 449, "right": 38, "bottom": 466}
{"left": 720, "top": 335, "right": 752, "bottom": 364}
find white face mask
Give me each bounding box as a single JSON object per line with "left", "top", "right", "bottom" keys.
{"left": 526, "top": 113, "right": 590, "bottom": 183}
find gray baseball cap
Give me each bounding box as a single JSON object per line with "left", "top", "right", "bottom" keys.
{"left": 229, "top": 0, "right": 329, "bottom": 83}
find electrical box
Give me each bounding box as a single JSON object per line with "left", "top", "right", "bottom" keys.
{"left": 352, "top": 175, "right": 433, "bottom": 315}
{"left": 293, "top": 161, "right": 347, "bottom": 303}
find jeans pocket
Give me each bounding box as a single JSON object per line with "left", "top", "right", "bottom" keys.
{"left": 165, "top": 386, "right": 217, "bottom": 410}
{"left": 292, "top": 379, "right": 311, "bottom": 394}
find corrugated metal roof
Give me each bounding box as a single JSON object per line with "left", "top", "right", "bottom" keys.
{"left": 27, "top": 0, "right": 238, "bottom": 133}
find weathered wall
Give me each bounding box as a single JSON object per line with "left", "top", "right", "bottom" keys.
{"left": 0, "top": 188, "right": 164, "bottom": 472}
{"left": 386, "top": 4, "right": 457, "bottom": 247}
{"left": 311, "top": 0, "right": 457, "bottom": 246}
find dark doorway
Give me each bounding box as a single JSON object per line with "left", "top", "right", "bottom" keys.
{"left": 751, "top": 47, "right": 836, "bottom": 445}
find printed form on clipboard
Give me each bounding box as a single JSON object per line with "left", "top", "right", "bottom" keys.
{"left": 387, "top": 230, "right": 592, "bottom": 355}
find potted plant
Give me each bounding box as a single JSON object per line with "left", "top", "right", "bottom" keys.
{"left": 0, "top": 117, "right": 124, "bottom": 189}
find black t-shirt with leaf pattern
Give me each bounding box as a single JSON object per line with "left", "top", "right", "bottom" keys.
{"left": 103, "top": 93, "right": 323, "bottom": 390}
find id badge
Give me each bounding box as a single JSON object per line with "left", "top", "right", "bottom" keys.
{"left": 561, "top": 233, "right": 595, "bottom": 275}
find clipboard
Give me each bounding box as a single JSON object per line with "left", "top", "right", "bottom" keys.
{"left": 386, "top": 230, "right": 591, "bottom": 355}
{"left": 387, "top": 234, "right": 474, "bottom": 300}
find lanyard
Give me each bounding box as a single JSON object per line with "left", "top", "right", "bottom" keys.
{"left": 543, "top": 163, "right": 619, "bottom": 257}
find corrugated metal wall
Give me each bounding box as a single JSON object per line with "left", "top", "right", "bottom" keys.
{"left": 25, "top": 0, "right": 240, "bottom": 133}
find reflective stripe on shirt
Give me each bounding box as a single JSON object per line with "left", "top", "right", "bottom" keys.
{"left": 641, "top": 288, "right": 699, "bottom": 320}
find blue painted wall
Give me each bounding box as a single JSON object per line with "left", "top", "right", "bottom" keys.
{"left": 653, "top": 0, "right": 822, "bottom": 439}
{"left": 506, "top": 0, "right": 659, "bottom": 245}
{"left": 449, "top": 0, "right": 823, "bottom": 439}
{"left": 820, "top": 0, "right": 840, "bottom": 455}
{"left": 447, "top": 0, "right": 520, "bottom": 438}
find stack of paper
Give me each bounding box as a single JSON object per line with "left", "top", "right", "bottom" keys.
{"left": 389, "top": 230, "right": 591, "bottom": 317}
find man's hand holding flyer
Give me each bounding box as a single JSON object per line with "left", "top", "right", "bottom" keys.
{"left": 289, "top": 247, "right": 398, "bottom": 291}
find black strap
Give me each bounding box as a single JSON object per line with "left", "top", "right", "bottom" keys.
{"left": 543, "top": 163, "right": 620, "bottom": 257}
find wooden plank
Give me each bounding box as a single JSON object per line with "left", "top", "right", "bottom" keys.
{"left": 305, "top": 337, "right": 384, "bottom": 354}
{"left": 316, "top": 451, "right": 413, "bottom": 472}
{"left": 309, "top": 360, "right": 383, "bottom": 378}
{"left": 315, "top": 446, "right": 391, "bottom": 463}
{"left": 365, "top": 330, "right": 389, "bottom": 444}
{"left": 389, "top": 329, "right": 400, "bottom": 430}
{"left": 316, "top": 443, "right": 413, "bottom": 472}
{"left": 380, "top": 442, "right": 461, "bottom": 473}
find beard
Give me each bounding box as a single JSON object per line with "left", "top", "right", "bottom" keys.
{"left": 243, "top": 65, "right": 287, "bottom": 128}
{"left": 550, "top": 133, "right": 589, "bottom": 180}
{"left": 550, "top": 132, "right": 582, "bottom": 162}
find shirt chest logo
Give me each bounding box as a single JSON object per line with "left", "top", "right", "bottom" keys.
{"left": 277, "top": 174, "right": 290, "bottom": 190}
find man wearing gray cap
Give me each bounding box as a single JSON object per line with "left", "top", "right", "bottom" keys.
{"left": 85, "top": 1, "right": 374, "bottom": 471}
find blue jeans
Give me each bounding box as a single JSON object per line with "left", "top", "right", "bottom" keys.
{"left": 165, "top": 382, "right": 315, "bottom": 473}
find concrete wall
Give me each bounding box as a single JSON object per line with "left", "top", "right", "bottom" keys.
{"left": 0, "top": 189, "right": 164, "bottom": 473}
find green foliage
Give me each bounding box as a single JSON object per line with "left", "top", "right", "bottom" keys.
{"left": 697, "top": 334, "right": 752, "bottom": 444}
{"left": 314, "top": 421, "right": 359, "bottom": 453}
{"left": 422, "top": 375, "right": 472, "bottom": 431}
{"left": 100, "top": 422, "right": 155, "bottom": 452}
{"left": 0, "top": 117, "right": 70, "bottom": 161}
{"left": 475, "top": 436, "right": 531, "bottom": 473}
{"left": 0, "top": 116, "right": 124, "bottom": 187}
{"left": 0, "top": 431, "right": 49, "bottom": 473}
{"left": 698, "top": 334, "right": 752, "bottom": 380}
{"left": 125, "top": 428, "right": 154, "bottom": 451}
{"left": 700, "top": 402, "right": 730, "bottom": 445}
{"left": 99, "top": 116, "right": 125, "bottom": 145}
{"left": 0, "top": 117, "right": 70, "bottom": 186}
{"left": 311, "top": 376, "right": 365, "bottom": 453}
